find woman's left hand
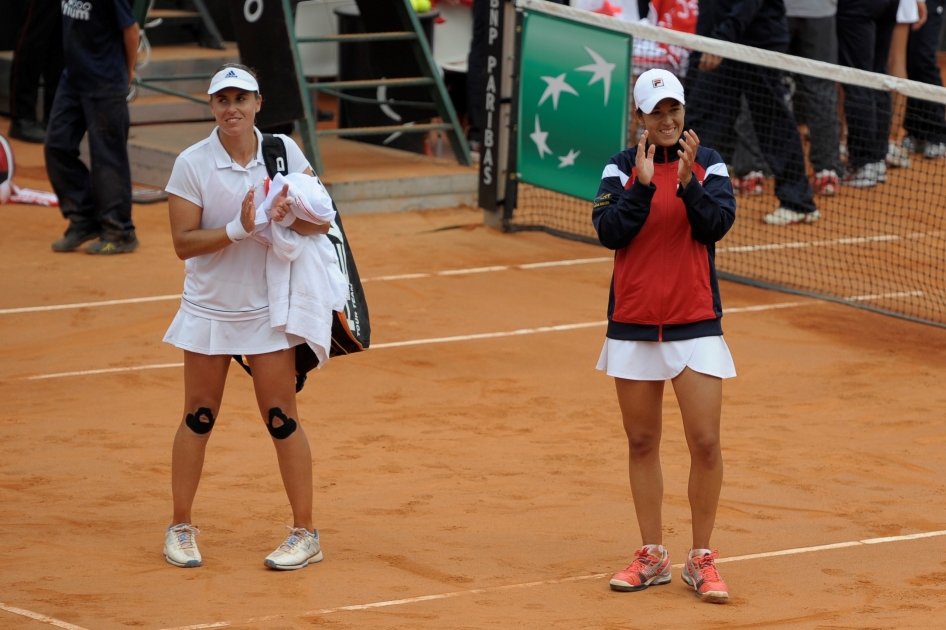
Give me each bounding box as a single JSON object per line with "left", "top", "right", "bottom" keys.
{"left": 270, "top": 184, "right": 293, "bottom": 222}
{"left": 677, "top": 129, "right": 700, "bottom": 188}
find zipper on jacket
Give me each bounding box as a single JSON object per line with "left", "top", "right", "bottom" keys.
{"left": 659, "top": 146, "right": 670, "bottom": 341}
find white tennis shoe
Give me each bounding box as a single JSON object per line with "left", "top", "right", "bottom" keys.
{"left": 264, "top": 527, "right": 323, "bottom": 570}
{"left": 763, "top": 207, "right": 820, "bottom": 226}
{"left": 164, "top": 524, "right": 202, "bottom": 568}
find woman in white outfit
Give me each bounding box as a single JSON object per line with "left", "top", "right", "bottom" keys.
{"left": 161, "top": 64, "right": 328, "bottom": 570}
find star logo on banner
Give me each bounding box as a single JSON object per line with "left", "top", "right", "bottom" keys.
{"left": 537, "top": 73, "right": 579, "bottom": 110}
{"left": 558, "top": 149, "right": 580, "bottom": 168}
{"left": 530, "top": 115, "right": 553, "bottom": 158}
{"left": 576, "top": 47, "right": 616, "bottom": 105}
{"left": 592, "top": 1, "right": 623, "bottom": 17}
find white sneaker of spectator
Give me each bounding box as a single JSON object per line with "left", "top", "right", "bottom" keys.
{"left": 843, "top": 162, "right": 881, "bottom": 188}
{"left": 901, "top": 135, "right": 921, "bottom": 154}
{"left": 886, "top": 141, "right": 911, "bottom": 168}
{"left": 923, "top": 142, "right": 946, "bottom": 159}
{"left": 763, "top": 207, "right": 820, "bottom": 226}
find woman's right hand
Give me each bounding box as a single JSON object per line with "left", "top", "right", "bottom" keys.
{"left": 636, "top": 130, "right": 656, "bottom": 186}
{"left": 240, "top": 188, "right": 256, "bottom": 233}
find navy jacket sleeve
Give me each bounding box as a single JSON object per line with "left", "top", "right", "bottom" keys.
{"left": 592, "top": 157, "right": 655, "bottom": 251}
{"left": 708, "top": 0, "right": 764, "bottom": 44}
{"left": 677, "top": 150, "right": 736, "bottom": 244}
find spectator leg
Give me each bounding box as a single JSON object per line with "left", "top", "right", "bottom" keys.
{"left": 44, "top": 80, "right": 99, "bottom": 236}
{"left": 732, "top": 95, "right": 769, "bottom": 178}
{"left": 789, "top": 16, "right": 842, "bottom": 174}
{"left": 742, "top": 63, "right": 816, "bottom": 213}
{"left": 683, "top": 59, "right": 741, "bottom": 168}
{"left": 9, "top": 0, "right": 60, "bottom": 124}
{"left": 872, "top": 0, "right": 898, "bottom": 161}
{"left": 466, "top": 0, "right": 488, "bottom": 146}
{"left": 837, "top": 13, "right": 878, "bottom": 169}
{"left": 81, "top": 88, "right": 135, "bottom": 241}
{"left": 904, "top": 0, "right": 946, "bottom": 143}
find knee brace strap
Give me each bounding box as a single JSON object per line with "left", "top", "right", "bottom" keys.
{"left": 185, "top": 407, "right": 215, "bottom": 435}
{"left": 267, "top": 407, "right": 297, "bottom": 440}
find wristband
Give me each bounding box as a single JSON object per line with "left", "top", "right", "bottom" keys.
{"left": 226, "top": 217, "right": 251, "bottom": 242}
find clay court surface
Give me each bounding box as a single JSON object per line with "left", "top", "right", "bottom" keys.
{"left": 2, "top": 134, "right": 946, "bottom": 630}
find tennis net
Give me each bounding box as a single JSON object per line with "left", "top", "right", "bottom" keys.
{"left": 507, "top": 0, "right": 946, "bottom": 328}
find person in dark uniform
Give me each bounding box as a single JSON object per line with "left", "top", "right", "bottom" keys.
{"left": 8, "top": 0, "right": 63, "bottom": 144}
{"left": 685, "top": 0, "right": 820, "bottom": 226}
{"left": 45, "top": 0, "right": 140, "bottom": 254}
{"left": 902, "top": 0, "right": 946, "bottom": 158}
{"left": 836, "top": 0, "right": 899, "bottom": 187}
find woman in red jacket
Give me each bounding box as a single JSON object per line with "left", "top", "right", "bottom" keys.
{"left": 592, "top": 69, "right": 736, "bottom": 603}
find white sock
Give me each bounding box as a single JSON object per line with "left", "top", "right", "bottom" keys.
{"left": 643, "top": 544, "right": 665, "bottom": 555}
{"left": 690, "top": 548, "right": 711, "bottom": 558}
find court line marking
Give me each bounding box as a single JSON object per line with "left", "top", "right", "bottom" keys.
{"left": 1, "top": 221, "right": 936, "bottom": 315}
{"left": 25, "top": 363, "right": 186, "bottom": 381}
{"left": 21, "top": 292, "right": 926, "bottom": 382}
{"left": 155, "top": 529, "right": 946, "bottom": 630}
{"left": 0, "top": 295, "right": 181, "bottom": 315}
{"left": 19, "top": 301, "right": 819, "bottom": 381}
{"left": 718, "top": 230, "right": 943, "bottom": 254}
{"left": 0, "top": 602, "right": 91, "bottom": 630}
{"left": 0, "top": 258, "right": 613, "bottom": 315}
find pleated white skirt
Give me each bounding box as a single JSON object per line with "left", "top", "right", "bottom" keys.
{"left": 596, "top": 335, "right": 736, "bottom": 381}
{"left": 163, "top": 309, "right": 305, "bottom": 356}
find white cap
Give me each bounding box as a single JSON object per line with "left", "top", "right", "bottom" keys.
{"left": 207, "top": 67, "right": 259, "bottom": 95}
{"left": 634, "top": 69, "right": 685, "bottom": 114}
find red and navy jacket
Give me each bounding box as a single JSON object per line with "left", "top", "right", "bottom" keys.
{"left": 592, "top": 141, "right": 736, "bottom": 342}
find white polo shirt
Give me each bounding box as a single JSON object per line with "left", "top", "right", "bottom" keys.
{"left": 165, "top": 127, "right": 310, "bottom": 321}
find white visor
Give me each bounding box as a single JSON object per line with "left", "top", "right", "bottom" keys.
{"left": 634, "top": 69, "right": 685, "bottom": 114}
{"left": 208, "top": 67, "right": 260, "bottom": 95}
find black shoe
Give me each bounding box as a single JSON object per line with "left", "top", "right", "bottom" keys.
{"left": 52, "top": 230, "right": 101, "bottom": 252}
{"left": 86, "top": 232, "right": 139, "bottom": 255}
{"left": 9, "top": 119, "right": 46, "bottom": 144}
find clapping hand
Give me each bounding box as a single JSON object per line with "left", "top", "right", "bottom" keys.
{"left": 677, "top": 129, "right": 700, "bottom": 187}
{"left": 636, "top": 130, "right": 656, "bottom": 186}
{"left": 240, "top": 188, "right": 256, "bottom": 233}
{"left": 270, "top": 184, "right": 293, "bottom": 223}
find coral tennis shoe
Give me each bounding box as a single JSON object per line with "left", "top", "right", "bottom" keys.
{"left": 682, "top": 550, "right": 729, "bottom": 603}
{"left": 610, "top": 546, "right": 671, "bottom": 592}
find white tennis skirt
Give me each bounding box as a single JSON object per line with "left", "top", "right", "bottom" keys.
{"left": 163, "top": 310, "right": 305, "bottom": 356}
{"left": 596, "top": 335, "right": 736, "bottom": 381}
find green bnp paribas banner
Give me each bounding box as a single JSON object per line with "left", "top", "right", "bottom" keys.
{"left": 518, "top": 11, "right": 630, "bottom": 201}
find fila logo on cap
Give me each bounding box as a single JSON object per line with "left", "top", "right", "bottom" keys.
{"left": 225, "top": 70, "right": 238, "bottom": 78}
{"left": 652, "top": 78, "right": 664, "bottom": 88}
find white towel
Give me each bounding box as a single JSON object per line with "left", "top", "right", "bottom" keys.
{"left": 260, "top": 173, "right": 348, "bottom": 367}
{"left": 255, "top": 172, "right": 335, "bottom": 244}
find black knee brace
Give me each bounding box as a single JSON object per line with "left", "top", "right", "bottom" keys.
{"left": 185, "top": 407, "right": 215, "bottom": 435}
{"left": 267, "top": 407, "right": 297, "bottom": 440}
